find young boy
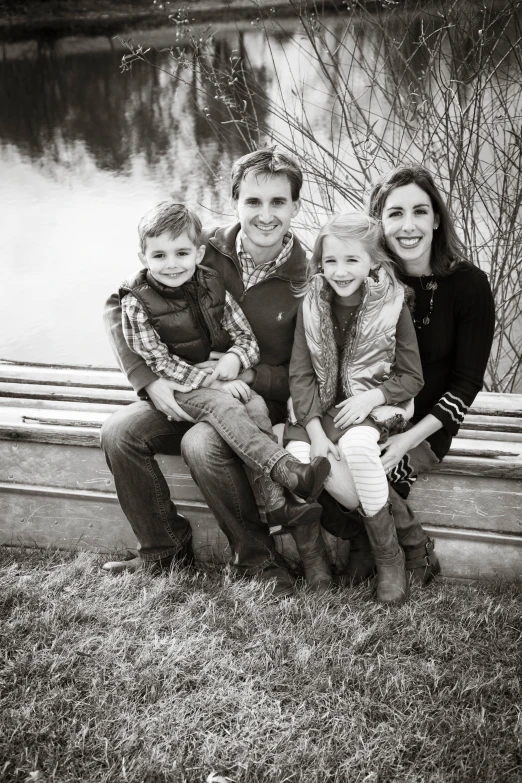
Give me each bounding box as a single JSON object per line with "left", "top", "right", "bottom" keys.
{"left": 120, "top": 200, "right": 331, "bottom": 531}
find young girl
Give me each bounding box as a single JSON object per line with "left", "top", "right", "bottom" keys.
{"left": 284, "top": 212, "right": 424, "bottom": 605}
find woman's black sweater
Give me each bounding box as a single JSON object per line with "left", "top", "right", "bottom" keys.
{"left": 401, "top": 264, "right": 495, "bottom": 460}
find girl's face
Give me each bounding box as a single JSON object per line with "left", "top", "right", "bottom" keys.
{"left": 321, "top": 235, "right": 375, "bottom": 298}
{"left": 381, "top": 182, "right": 439, "bottom": 274}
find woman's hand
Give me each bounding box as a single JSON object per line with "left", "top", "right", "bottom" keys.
{"left": 379, "top": 432, "right": 411, "bottom": 473}
{"left": 334, "top": 389, "right": 384, "bottom": 429}
{"left": 310, "top": 433, "right": 340, "bottom": 462}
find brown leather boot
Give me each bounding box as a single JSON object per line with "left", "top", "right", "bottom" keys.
{"left": 389, "top": 486, "right": 441, "bottom": 585}
{"left": 362, "top": 501, "right": 409, "bottom": 605}
{"left": 271, "top": 455, "right": 331, "bottom": 501}
{"left": 290, "top": 520, "right": 333, "bottom": 596}
{"left": 257, "top": 475, "right": 322, "bottom": 534}
{"left": 403, "top": 538, "right": 441, "bottom": 585}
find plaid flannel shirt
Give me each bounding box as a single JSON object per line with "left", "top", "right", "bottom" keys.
{"left": 122, "top": 288, "right": 260, "bottom": 389}
{"left": 236, "top": 231, "right": 294, "bottom": 290}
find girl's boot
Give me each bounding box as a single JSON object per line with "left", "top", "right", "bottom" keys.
{"left": 290, "top": 520, "right": 333, "bottom": 596}
{"left": 362, "top": 501, "right": 409, "bottom": 605}
{"left": 388, "top": 487, "right": 440, "bottom": 585}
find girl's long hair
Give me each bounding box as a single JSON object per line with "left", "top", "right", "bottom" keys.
{"left": 300, "top": 212, "right": 398, "bottom": 295}
{"left": 367, "top": 165, "right": 470, "bottom": 278}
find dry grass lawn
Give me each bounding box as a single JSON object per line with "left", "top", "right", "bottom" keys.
{"left": 1, "top": 546, "right": 521, "bottom": 782}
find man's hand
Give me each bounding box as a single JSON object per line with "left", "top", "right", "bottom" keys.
{"left": 211, "top": 379, "right": 251, "bottom": 403}
{"left": 311, "top": 432, "right": 340, "bottom": 462}
{"left": 334, "top": 389, "right": 384, "bottom": 429}
{"left": 144, "top": 378, "right": 195, "bottom": 423}
{"left": 380, "top": 432, "right": 411, "bottom": 473}
{"left": 206, "top": 352, "right": 242, "bottom": 383}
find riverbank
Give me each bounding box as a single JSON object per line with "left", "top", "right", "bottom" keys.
{"left": 0, "top": 0, "right": 341, "bottom": 41}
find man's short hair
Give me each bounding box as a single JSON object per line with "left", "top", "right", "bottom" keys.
{"left": 138, "top": 202, "right": 202, "bottom": 253}
{"left": 231, "top": 148, "right": 303, "bottom": 202}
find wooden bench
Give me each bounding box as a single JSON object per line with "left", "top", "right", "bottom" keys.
{"left": 0, "top": 359, "right": 520, "bottom": 581}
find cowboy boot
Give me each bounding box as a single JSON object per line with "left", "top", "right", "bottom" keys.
{"left": 361, "top": 500, "right": 409, "bottom": 605}
{"left": 271, "top": 454, "right": 331, "bottom": 501}
{"left": 388, "top": 486, "right": 441, "bottom": 585}
{"left": 256, "top": 475, "right": 322, "bottom": 534}
{"left": 318, "top": 493, "right": 376, "bottom": 585}
{"left": 290, "top": 519, "right": 333, "bottom": 596}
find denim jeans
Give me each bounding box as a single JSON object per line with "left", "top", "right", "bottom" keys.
{"left": 174, "top": 388, "right": 286, "bottom": 477}
{"left": 100, "top": 398, "right": 278, "bottom": 571}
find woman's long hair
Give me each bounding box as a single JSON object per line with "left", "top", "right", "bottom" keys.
{"left": 299, "top": 212, "right": 398, "bottom": 295}
{"left": 367, "top": 166, "right": 470, "bottom": 278}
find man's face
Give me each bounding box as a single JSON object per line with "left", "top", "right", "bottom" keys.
{"left": 233, "top": 172, "right": 300, "bottom": 256}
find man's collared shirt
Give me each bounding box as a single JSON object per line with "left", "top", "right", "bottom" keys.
{"left": 236, "top": 230, "right": 294, "bottom": 291}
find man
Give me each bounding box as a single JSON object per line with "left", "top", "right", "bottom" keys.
{"left": 101, "top": 148, "right": 311, "bottom": 597}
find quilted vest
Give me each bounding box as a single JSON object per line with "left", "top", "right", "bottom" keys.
{"left": 299, "top": 269, "right": 413, "bottom": 425}
{"left": 119, "top": 266, "right": 231, "bottom": 365}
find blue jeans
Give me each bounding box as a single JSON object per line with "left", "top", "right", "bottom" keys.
{"left": 100, "top": 397, "right": 278, "bottom": 571}
{"left": 174, "top": 388, "right": 286, "bottom": 477}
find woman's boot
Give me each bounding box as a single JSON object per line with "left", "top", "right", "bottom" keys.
{"left": 290, "top": 520, "right": 333, "bottom": 596}
{"left": 319, "top": 493, "right": 376, "bottom": 584}
{"left": 362, "top": 501, "right": 409, "bottom": 605}
{"left": 388, "top": 487, "right": 441, "bottom": 585}
{"left": 256, "top": 475, "right": 322, "bottom": 534}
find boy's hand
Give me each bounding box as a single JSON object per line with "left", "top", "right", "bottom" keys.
{"left": 310, "top": 433, "right": 340, "bottom": 462}
{"left": 195, "top": 351, "right": 225, "bottom": 373}
{"left": 334, "top": 389, "right": 384, "bottom": 429}
{"left": 213, "top": 379, "right": 251, "bottom": 403}
{"left": 145, "top": 378, "right": 196, "bottom": 422}
{"left": 206, "top": 353, "right": 242, "bottom": 383}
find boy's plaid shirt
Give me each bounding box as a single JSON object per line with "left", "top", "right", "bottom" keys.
{"left": 236, "top": 231, "right": 294, "bottom": 290}
{"left": 122, "top": 288, "right": 260, "bottom": 390}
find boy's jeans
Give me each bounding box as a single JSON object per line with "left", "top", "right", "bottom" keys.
{"left": 174, "top": 388, "right": 286, "bottom": 477}
{"left": 100, "top": 393, "right": 281, "bottom": 571}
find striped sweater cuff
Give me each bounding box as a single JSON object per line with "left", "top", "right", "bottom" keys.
{"left": 431, "top": 392, "right": 468, "bottom": 435}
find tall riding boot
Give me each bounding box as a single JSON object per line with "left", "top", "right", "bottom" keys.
{"left": 389, "top": 486, "right": 441, "bottom": 585}
{"left": 290, "top": 520, "right": 333, "bottom": 596}
{"left": 362, "top": 501, "right": 409, "bottom": 605}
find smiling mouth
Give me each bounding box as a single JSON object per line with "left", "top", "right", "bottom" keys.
{"left": 333, "top": 279, "right": 353, "bottom": 286}
{"left": 255, "top": 224, "right": 278, "bottom": 232}
{"left": 163, "top": 271, "right": 184, "bottom": 277}
{"left": 397, "top": 237, "right": 421, "bottom": 248}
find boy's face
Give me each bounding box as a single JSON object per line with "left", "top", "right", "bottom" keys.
{"left": 139, "top": 230, "right": 205, "bottom": 288}
{"left": 233, "top": 172, "right": 300, "bottom": 256}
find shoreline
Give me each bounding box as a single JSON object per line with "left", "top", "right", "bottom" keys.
{"left": 0, "top": 0, "right": 345, "bottom": 42}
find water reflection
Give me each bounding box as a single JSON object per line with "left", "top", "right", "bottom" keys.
{"left": 0, "top": 9, "right": 520, "bottom": 373}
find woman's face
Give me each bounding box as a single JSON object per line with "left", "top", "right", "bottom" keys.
{"left": 381, "top": 182, "right": 439, "bottom": 274}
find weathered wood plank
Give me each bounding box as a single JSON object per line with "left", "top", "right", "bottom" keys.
{"left": 0, "top": 382, "right": 136, "bottom": 405}
{"left": 1, "top": 485, "right": 519, "bottom": 580}
{"left": 0, "top": 397, "right": 123, "bottom": 413}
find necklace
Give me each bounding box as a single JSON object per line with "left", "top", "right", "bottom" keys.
{"left": 413, "top": 275, "right": 438, "bottom": 329}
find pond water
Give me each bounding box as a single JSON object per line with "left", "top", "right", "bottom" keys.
{"left": 1, "top": 8, "right": 520, "bottom": 381}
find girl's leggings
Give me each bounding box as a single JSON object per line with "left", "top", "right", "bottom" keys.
{"left": 286, "top": 426, "right": 388, "bottom": 517}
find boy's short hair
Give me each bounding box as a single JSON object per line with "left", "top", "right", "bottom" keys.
{"left": 138, "top": 202, "right": 202, "bottom": 253}
{"left": 231, "top": 147, "right": 303, "bottom": 202}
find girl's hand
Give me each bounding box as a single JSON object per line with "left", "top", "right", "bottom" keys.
{"left": 310, "top": 433, "right": 340, "bottom": 462}
{"left": 334, "top": 390, "right": 380, "bottom": 429}
{"left": 380, "top": 432, "right": 411, "bottom": 473}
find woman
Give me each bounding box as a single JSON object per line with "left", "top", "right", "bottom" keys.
{"left": 320, "top": 165, "right": 495, "bottom": 587}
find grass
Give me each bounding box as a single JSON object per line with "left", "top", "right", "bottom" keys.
{"left": 1, "top": 546, "right": 521, "bottom": 782}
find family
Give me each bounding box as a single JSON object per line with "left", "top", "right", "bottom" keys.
{"left": 100, "top": 148, "right": 494, "bottom": 604}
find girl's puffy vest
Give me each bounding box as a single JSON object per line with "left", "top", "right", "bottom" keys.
{"left": 119, "top": 265, "right": 231, "bottom": 364}
{"left": 295, "top": 269, "right": 413, "bottom": 425}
